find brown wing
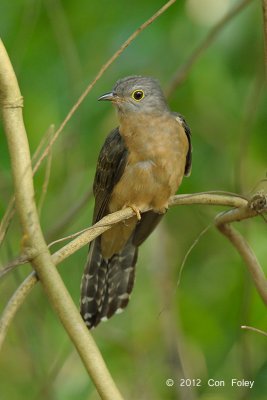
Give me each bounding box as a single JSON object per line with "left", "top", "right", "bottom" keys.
{"left": 133, "top": 210, "right": 163, "bottom": 247}
{"left": 92, "top": 127, "right": 128, "bottom": 223}
{"left": 81, "top": 128, "right": 133, "bottom": 328}
{"left": 173, "top": 112, "right": 192, "bottom": 177}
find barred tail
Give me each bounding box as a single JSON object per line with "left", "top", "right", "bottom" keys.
{"left": 80, "top": 236, "right": 138, "bottom": 329}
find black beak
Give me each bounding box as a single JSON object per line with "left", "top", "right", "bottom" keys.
{"left": 98, "top": 91, "right": 118, "bottom": 101}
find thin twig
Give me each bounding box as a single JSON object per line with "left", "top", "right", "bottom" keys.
{"left": 32, "top": 124, "right": 55, "bottom": 165}
{"left": 44, "top": 0, "right": 82, "bottom": 89}
{"left": 32, "top": 0, "right": 177, "bottom": 174}
{"left": 51, "top": 192, "right": 249, "bottom": 257}
{"left": 241, "top": 325, "right": 267, "bottom": 337}
{"left": 166, "top": 0, "right": 254, "bottom": 97}
{"left": 169, "top": 192, "right": 248, "bottom": 208}
{"left": 234, "top": 72, "right": 264, "bottom": 193}
{"left": 46, "top": 188, "right": 93, "bottom": 241}
{"left": 0, "top": 191, "right": 251, "bottom": 280}
{"left": 151, "top": 224, "right": 198, "bottom": 400}
{"left": 38, "top": 146, "right": 52, "bottom": 216}
{"left": 176, "top": 224, "right": 212, "bottom": 288}
{"left": 0, "top": 273, "right": 36, "bottom": 349}
{"left": 0, "top": 254, "right": 29, "bottom": 280}
{"left": 0, "top": 196, "right": 15, "bottom": 248}
{"left": 48, "top": 225, "right": 92, "bottom": 248}
{"left": 1, "top": 191, "right": 265, "bottom": 351}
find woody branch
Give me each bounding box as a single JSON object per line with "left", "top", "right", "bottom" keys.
{"left": 1, "top": 190, "right": 266, "bottom": 351}
{"left": 0, "top": 38, "right": 123, "bottom": 400}
{"left": 1, "top": 0, "right": 267, "bottom": 385}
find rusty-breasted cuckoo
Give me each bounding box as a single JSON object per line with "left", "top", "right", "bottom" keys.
{"left": 80, "top": 76, "right": 192, "bottom": 329}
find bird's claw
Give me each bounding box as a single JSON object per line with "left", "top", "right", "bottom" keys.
{"left": 129, "top": 205, "right": 141, "bottom": 220}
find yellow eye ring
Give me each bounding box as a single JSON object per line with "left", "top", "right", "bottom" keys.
{"left": 131, "top": 89, "right": 145, "bottom": 101}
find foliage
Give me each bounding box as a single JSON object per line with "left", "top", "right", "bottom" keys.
{"left": 0, "top": 0, "right": 266, "bottom": 399}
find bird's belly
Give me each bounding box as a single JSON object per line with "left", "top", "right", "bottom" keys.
{"left": 109, "top": 157, "right": 183, "bottom": 213}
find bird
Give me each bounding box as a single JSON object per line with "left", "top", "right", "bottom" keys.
{"left": 80, "top": 76, "right": 192, "bottom": 329}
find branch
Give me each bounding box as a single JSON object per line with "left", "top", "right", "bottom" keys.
{"left": 46, "top": 188, "right": 93, "bottom": 241}
{"left": 1, "top": 191, "right": 264, "bottom": 350}
{"left": 0, "top": 196, "right": 15, "bottom": 247}
{"left": 0, "top": 1, "right": 265, "bottom": 388}
{"left": 166, "top": 0, "right": 254, "bottom": 97}
{"left": 0, "top": 39, "right": 123, "bottom": 400}
{"left": 0, "top": 191, "right": 248, "bottom": 279}
{"left": 38, "top": 145, "right": 52, "bottom": 216}
{"left": 0, "top": 273, "right": 36, "bottom": 349}
{"left": 241, "top": 325, "right": 267, "bottom": 337}
{"left": 52, "top": 192, "right": 249, "bottom": 263}
{"left": 218, "top": 223, "right": 267, "bottom": 304}
{"left": 216, "top": 193, "right": 267, "bottom": 306}
{"left": 0, "top": 254, "right": 30, "bottom": 279}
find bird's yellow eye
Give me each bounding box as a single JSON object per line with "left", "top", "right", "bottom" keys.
{"left": 132, "top": 89, "right": 145, "bottom": 101}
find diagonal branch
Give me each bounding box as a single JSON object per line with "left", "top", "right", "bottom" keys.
{"left": 38, "top": 144, "right": 53, "bottom": 216}
{"left": 1, "top": 191, "right": 266, "bottom": 351}
{"left": 0, "top": 191, "right": 249, "bottom": 280}
{"left": 166, "top": 0, "right": 254, "bottom": 97}
{"left": 0, "top": 38, "right": 123, "bottom": 400}
{"left": 241, "top": 325, "right": 267, "bottom": 336}
{"left": 216, "top": 194, "right": 267, "bottom": 305}
{"left": 0, "top": 196, "right": 15, "bottom": 248}
{"left": 32, "top": 0, "right": 177, "bottom": 174}
{"left": 46, "top": 188, "right": 93, "bottom": 241}
{"left": 0, "top": 2, "right": 180, "bottom": 396}
{"left": 217, "top": 223, "right": 267, "bottom": 305}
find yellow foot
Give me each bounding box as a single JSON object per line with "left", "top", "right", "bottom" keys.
{"left": 154, "top": 206, "right": 168, "bottom": 214}
{"left": 128, "top": 205, "right": 141, "bottom": 220}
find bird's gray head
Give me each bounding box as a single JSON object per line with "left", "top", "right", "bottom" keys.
{"left": 98, "top": 76, "right": 168, "bottom": 114}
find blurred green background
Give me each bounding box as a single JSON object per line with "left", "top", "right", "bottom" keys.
{"left": 0, "top": 0, "right": 267, "bottom": 399}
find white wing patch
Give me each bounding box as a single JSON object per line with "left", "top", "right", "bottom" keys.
{"left": 175, "top": 116, "right": 183, "bottom": 125}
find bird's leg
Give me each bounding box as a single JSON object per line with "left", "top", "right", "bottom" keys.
{"left": 126, "top": 204, "right": 142, "bottom": 220}
{"left": 153, "top": 205, "right": 168, "bottom": 214}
